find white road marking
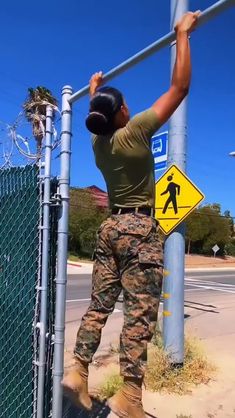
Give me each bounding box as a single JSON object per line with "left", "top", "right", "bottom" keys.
{"left": 66, "top": 277, "right": 235, "bottom": 304}
{"left": 187, "top": 278, "right": 235, "bottom": 286}
{"left": 185, "top": 281, "right": 235, "bottom": 288}
{"left": 185, "top": 277, "right": 235, "bottom": 294}
{"left": 185, "top": 284, "right": 235, "bottom": 293}
{"left": 186, "top": 274, "right": 235, "bottom": 280}
{"left": 187, "top": 281, "right": 235, "bottom": 288}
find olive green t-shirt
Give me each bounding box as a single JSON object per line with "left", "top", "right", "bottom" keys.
{"left": 92, "top": 108, "right": 160, "bottom": 209}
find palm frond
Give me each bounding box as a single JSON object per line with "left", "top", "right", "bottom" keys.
{"left": 22, "top": 86, "right": 58, "bottom": 154}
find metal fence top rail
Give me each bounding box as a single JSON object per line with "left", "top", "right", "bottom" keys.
{"left": 68, "top": 0, "right": 235, "bottom": 104}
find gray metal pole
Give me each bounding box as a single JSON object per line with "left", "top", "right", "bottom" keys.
{"left": 162, "top": 0, "right": 189, "bottom": 365}
{"left": 68, "top": 0, "right": 235, "bottom": 104}
{"left": 36, "top": 106, "right": 53, "bottom": 418}
{"left": 52, "top": 86, "right": 72, "bottom": 418}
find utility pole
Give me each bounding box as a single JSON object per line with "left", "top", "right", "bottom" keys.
{"left": 163, "top": 0, "right": 189, "bottom": 365}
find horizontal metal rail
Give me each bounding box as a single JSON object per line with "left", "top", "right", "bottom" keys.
{"left": 69, "top": 0, "right": 235, "bottom": 104}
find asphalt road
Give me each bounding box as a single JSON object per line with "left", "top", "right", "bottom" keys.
{"left": 66, "top": 269, "right": 235, "bottom": 304}
{"left": 65, "top": 268, "right": 235, "bottom": 335}
{"left": 64, "top": 268, "right": 235, "bottom": 378}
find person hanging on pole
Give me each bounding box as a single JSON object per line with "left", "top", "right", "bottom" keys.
{"left": 62, "top": 10, "right": 200, "bottom": 418}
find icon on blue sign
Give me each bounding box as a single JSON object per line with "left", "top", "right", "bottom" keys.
{"left": 152, "top": 137, "right": 163, "bottom": 154}
{"left": 151, "top": 131, "right": 168, "bottom": 171}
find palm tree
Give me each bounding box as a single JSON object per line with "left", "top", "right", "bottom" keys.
{"left": 23, "top": 86, "right": 58, "bottom": 156}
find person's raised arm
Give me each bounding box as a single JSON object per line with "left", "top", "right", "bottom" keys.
{"left": 152, "top": 11, "right": 200, "bottom": 125}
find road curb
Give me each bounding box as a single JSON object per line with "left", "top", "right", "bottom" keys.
{"left": 67, "top": 261, "right": 235, "bottom": 272}
{"left": 185, "top": 267, "right": 235, "bottom": 272}
{"left": 67, "top": 262, "right": 82, "bottom": 267}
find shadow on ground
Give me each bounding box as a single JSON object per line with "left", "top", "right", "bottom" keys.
{"left": 63, "top": 395, "right": 111, "bottom": 418}
{"left": 63, "top": 394, "right": 158, "bottom": 417}
{"left": 185, "top": 300, "right": 219, "bottom": 314}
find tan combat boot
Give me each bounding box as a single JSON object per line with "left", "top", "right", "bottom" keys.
{"left": 61, "top": 358, "right": 92, "bottom": 411}
{"left": 107, "top": 377, "right": 146, "bottom": 418}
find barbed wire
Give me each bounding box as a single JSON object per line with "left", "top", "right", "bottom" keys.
{"left": 0, "top": 101, "right": 61, "bottom": 168}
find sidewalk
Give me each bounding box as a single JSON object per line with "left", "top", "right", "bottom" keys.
{"left": 67, "top": 261, "right": 93, "bottom": 275}
{"left": 67, "top": 257, "right": 235, "bottom": 276}
{"left": 64, "top": 294, "right": 235, "bottom": 417}
{"left": 68, "top": 255, "right": 235, "bottom": 271}
{"left": 185, "top": 254, "right": 235, "bottom": 268}
{"left": 64, "top": 256, "right": 235, "bottom": 417}
{"left": 138, "top": 291, "right": 235, "bottom": 418}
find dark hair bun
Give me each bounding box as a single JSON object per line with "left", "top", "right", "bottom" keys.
{"left": 85, "top": 86, "right": 124, "bottom": 135}
{"left": 85, "top": 111, "right": 110, "bottom": 135}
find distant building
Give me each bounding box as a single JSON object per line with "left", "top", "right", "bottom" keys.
{"left": 84, "top": 185, "right": 108, "bottom": 209}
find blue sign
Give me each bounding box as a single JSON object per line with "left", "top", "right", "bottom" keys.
{"left": 151, "top": 131, "right": 168, "bottom": 171}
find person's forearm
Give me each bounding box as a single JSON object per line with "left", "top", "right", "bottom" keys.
{"left": 171, "top": 31, "right": 191, "bottom": 94}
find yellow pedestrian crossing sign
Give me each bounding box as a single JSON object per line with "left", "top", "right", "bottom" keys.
{"left": 155, "top": 164, "right": 204, "bottom": 235}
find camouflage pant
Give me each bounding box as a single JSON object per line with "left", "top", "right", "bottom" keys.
{"left": 74, "top": 213, "right": 163, "bottom": 379}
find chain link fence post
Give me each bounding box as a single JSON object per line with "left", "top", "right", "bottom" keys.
{"left": 52, "top": 86, "right": 73, "bottom": 418}
{"left": 36, "top": 106, "right": 53, "bottom": 418}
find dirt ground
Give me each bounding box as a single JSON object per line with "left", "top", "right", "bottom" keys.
{"left": 185, "top": 254, "right": 235, "bottom": 268}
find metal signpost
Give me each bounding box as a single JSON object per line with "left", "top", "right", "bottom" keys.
{"left": 212, "top": 244, "right": 220, "bottom": 257}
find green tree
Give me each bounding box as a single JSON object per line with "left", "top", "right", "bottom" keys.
{"left": 200, "top": 205, "right": 231, "bottom": 255}
{"left": 224, "top": 210, "right": 234, "bottom": 235}
{"left": 185, "top": 209, "right": 210, "bottom": 254}
{"left": 210, "top": 203, "right": 221, "bottom": 213}
{"left": 186, "top": 204, "right": 232, "bottom": 256}
{"left": 69, "top": 188, "right": 108, "bottom": 258}
{"left": 224, "top": 210, "right": 235, "bottom": 255}
{"left": 23, "top": 86, "right": 58, "bottom": 154}
{"left": 225, "top": 239, "right": 235, "bottom": 256}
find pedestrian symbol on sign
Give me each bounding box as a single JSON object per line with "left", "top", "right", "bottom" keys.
{"left": 155, "top": 164, "right": 205, "bottom": 235}
{"left": 160, "top": 174, "right": 180, "bottom": 214}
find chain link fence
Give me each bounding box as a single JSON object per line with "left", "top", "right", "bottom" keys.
{"left": 0, "top": 165, "right": 58, "bottom": 418}
{"left": 43, "top": 179, "right": 59, "bottom": 418}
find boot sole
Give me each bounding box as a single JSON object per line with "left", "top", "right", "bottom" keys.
{"left": 63, "top": 384, "right": 92, "bottom": 412}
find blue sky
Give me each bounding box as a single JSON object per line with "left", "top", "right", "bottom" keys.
{"left": 0, "top": 1, "right": 235, "bottom": 216}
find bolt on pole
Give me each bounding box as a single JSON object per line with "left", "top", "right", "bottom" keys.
{"left": 163, "top": 0, "right": 189, "bottom": 365}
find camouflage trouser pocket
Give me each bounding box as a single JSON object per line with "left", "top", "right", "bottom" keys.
{"left": 138, "top": 246, "right": 164, "bottom": 293}
{"left": 138, "top": 249, "right": 163, "bottom": 268}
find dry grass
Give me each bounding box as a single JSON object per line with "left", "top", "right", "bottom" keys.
{"left": 145, "top": 336, "right": 216, "bottom": 395}
{"left": 98, "top": 335, "right": 216, "bottom": 399}
{"left": 99, "top": 374, "right": 123, "bottom": 400}
{"left": 176, "top": 415, "right": 193, "bottom": 418}
{"left": 68, "top": 254, "right": 93, "bottom": 263}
